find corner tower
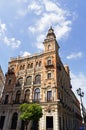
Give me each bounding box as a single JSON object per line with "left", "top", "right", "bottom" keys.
{"left": 43, "top": 27, "right": 60, "bottom": 53}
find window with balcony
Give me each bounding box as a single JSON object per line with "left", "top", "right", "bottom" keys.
{"left": 34, "top": 88, "right": 40, "bottom": 102}
{"left": 47, "top": 72, "right": 51, "bottom": 79}
{"left": 47, "top": 90, "right": 52, "bottom": 102}
{"left": 45, "top": 57, "right": 54, "bottom": 68}
{"left": 47, "top": 59, "right": 51, "bottom": 65}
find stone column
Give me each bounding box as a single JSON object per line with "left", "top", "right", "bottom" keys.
{"left": 54, "top": 105, "right": 60, "bottom": 130}
{"left": 39, "top": 109, "right": 45, "bottom": 130}
{"left": 16, "top": 113, "right": 21, "bottom": 130}
{"left": 3, "top": 109, "right": 12, "bottom": 130}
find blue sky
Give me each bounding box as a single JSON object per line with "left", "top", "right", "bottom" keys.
{"left": 0, "top": 0, "right": 86, "bottom": 107}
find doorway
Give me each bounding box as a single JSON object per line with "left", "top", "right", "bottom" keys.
{"left": 46, "top": 116, "right": 53, "bottom": 130}
{"left": 0, "top": 116, "right": 5, "bottom": 129}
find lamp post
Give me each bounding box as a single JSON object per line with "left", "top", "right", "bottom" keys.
{"left": 76, "top": 88, "right": 84, "bottom": 124}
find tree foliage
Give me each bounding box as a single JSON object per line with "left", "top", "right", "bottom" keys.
{"left": 19, "top": 103, "right": 43, "bottom": 122}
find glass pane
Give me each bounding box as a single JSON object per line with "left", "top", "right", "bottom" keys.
{"left": 34, "top": 88, "right": 40, "bottom": 101}
{"left": 26, "top": 76, "right": 32, "bottom": 85}
{"left": 35, "top": 75, "right": 41, "bottom": 84}
{"left": 47, "top": 91, "right": 52, "bottom": 101}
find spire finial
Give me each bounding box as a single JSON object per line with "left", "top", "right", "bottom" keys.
{"left": 50, "top": 26, "right": 52, "bottom": 29}
{"left": 47, "top": 26, "right": 56, "bottom": 39}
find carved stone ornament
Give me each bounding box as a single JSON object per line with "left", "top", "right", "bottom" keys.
{"left": 45, "top": 105, "right": 55, "bottom": 112}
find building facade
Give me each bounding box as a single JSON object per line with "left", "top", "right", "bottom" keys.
{"left": 0, "top": 27, "right": 81, "bottom": 130}
{"left": 0, "top": 66, "right": 5, "bottom": 100}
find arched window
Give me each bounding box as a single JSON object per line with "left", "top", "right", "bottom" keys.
{"left": 36, "top": 62, "right": 39, "bottom": 68}
{"left": 31, "top": 63, "right": 33, "bottom": 68}
{"left": 20, "top": 65, "right": 24, "bottom": 70}
{"left": 34, "top": 88, "right": 40, "bottom": 101}
{"left": 10, "top": 112, "right": 18, "bottom": 129}
{"left": 11, "top": 67, "right": 14, "bottom": 72}
{"left": 39, "top": 61, "right": 41, "bottom": 67}
{"left": 15, "top": 90, "right": 21, "bottom": 103}
{"left": 20, "top": 65, "right": 23, "bottom": 70}
{"left": 47, "top": 59, "right": 51, "bottom": 65}
{"left": 4, "top": 95, "right": 9, "bottom": 104}
{"left": 18, "top": 77, "right": 23, "bottom": 86}
{"left": 23, "top": 65, "right": 25, "bottom": 69}
{"left": 24, "top": 89, "right": 30, "bottom": 102}
{"left": 26, "top": 76, "right": 32, "bottom": 85}
{"left": 47, "top": 72, "right": 51, "bottom": 79}
{"left": 35, "top": 75, "right": 41, "bottom": 84}
{"left": 48, "top": 45, "right": 51, "bottom": 50}
{"left": 27, "top": 64, "right": 30, "bottom": 69}
{"left": 47, "top": 57, "right": 52, "bottom": 66}
{"left": 8, "top": 79, "right": 12, "bottom": 85}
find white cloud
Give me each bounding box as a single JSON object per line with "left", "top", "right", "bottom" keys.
{"left": 0, "top": 21, "right": 21, "bottom": 48}
{"left": 28, "top": 26, "right": 36, "bottom": 34}
{"left": 0, "top": 23, "right": 7, "bottom": 32}
{"left": 28, "top": 0, "right": 74, "bottom": 50}
{"left": 21, "top": 51, "right": 31, "bottom": 57}
{"left": 28, "top": 1, "right": 42, "bottom": 15}
{"left": 43, "top": 0, "right": 65, "bottom": 14}
{"left": 36, "top": 42, "right": 44, "bottom": 50}
{"left": 17, "top": 1, "right": 43, "bottom": 17}
{"left": 70, "top": 72, "right": 86, "bottom": 107}
{"left": 4, "top": 36, "right": 21, "bottom": 48}
{"left": 67, "top": 52, "right": 83, "bottom": 59}
{"left": 0, "top": 22, "right": 7, "bottom": 39}
{"left": 36, "top": 34, "right": 45, "bottom": 50}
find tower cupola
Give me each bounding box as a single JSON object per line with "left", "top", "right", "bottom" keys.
{"left": 43, "top": 27, "right": 59, "bottom": 52}
{"left": 46, "top": 26, "right": 56, "bottom": 40}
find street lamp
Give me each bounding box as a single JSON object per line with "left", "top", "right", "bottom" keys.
{"left": 77, "top": 88, "right": 84, "bottom": 124}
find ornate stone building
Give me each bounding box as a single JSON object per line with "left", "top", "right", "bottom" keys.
{"left": 0, "top": 27, "right": 81, "bottom": 130}
{"left": 0, "top": 66, "right": 5, "bottom": 100}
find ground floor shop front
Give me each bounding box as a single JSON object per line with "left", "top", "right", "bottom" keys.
{"left": 0, "top": 102, "right": 81, "bottom": 130}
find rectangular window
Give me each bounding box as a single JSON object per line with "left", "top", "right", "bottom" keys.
{"left": 47, "top": 91, "right": 52, "bottom": 102}
{"left": 47, "top": 73, "right": 51, "bottom": 79}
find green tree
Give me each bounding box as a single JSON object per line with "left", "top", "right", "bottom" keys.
{"left": 19, "top": 103, "right": 43, "bottom": 130}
